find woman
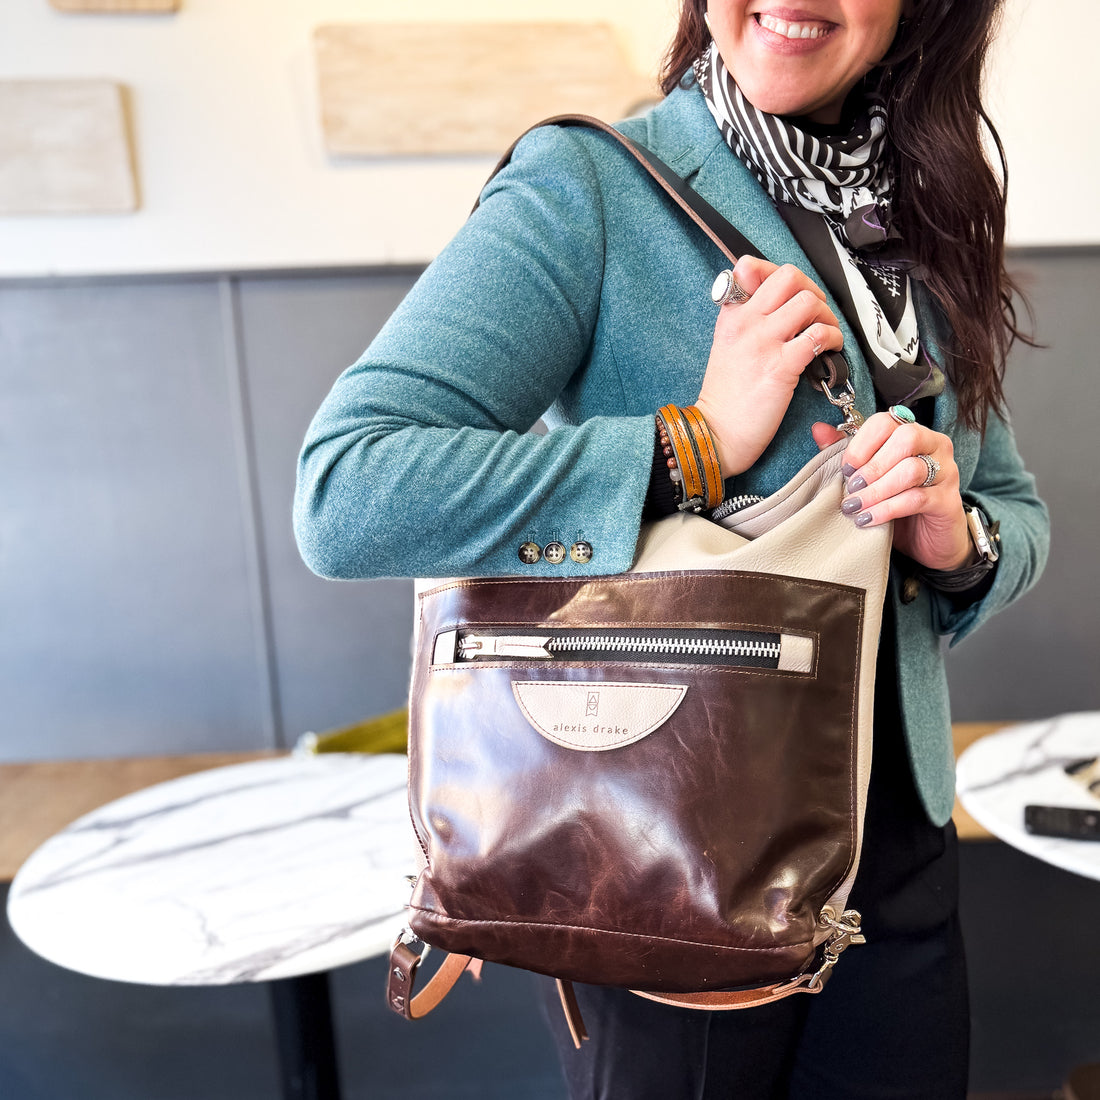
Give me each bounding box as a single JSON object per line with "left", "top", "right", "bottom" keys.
{"left": 296, "top": 1, "right": 1049, "bottom": 1096}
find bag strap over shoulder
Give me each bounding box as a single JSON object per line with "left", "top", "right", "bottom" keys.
{"left": 478, "top": 113, "right": 851, "bottom": 397}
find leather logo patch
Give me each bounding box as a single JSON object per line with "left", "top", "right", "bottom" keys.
{"left": 511, "top": 681, "right": 687, "bottom": 751}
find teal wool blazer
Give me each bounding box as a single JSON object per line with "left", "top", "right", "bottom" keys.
{"left": 295, "top": 82, "right": 1050, "bottom": 826}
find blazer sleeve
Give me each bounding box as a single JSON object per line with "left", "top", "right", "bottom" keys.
{"left": 294, "top": 125, "right": 656, "bottom": 581}
{"left": 928, "top": 409, "right": 1050, "bottom": 645}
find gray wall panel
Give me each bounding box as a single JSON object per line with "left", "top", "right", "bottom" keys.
{"left": 0, "top": 281, "right": 268, "bottom": 760}
{"left": 945, "top": 252, "right": 1100, "bottom": 720}
{"left": 235, "top": 273, "right": 421, "bottom": 743}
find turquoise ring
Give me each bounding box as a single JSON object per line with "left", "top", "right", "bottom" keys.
{"left": 888, "top": 404, "right": 916, "bottom": 425}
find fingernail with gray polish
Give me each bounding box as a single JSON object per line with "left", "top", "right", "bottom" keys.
{"left": 855, "top": 512, "right": 873, "bottom": 527}
{"left": 847, "top": 474, "right": 867, "bottom": 492}
{"left": 841, "top": 497, "right": 862, "bottom": 516}
{"left": 841, "top": 463, "right": 856, "bottom": 478}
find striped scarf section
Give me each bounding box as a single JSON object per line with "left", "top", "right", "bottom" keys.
{"left": 693, "top": 41, "right": 944, "bottom": 405}
{"left": 692, "top": 41, "right": 891, "bottom": 250}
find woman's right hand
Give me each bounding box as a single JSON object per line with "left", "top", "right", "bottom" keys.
{"left": 693, "top": 256, "right": 845, "bottom": 477}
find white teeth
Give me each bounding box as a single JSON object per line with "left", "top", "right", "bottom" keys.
{"left": 758, "top": 14, "right": 828, "bottom": 40}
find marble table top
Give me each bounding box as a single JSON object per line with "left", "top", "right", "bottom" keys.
{"left": 7, "top": 753, "right": 417, "bottom": 985}
{"left": 956, "top": 712, "right": 1100, "bottom": 882}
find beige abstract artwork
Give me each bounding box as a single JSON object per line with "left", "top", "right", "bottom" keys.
{"left": 0, "top": 80, "right": 138, "bottom": 215}
{"left": 315, "top": 22, "right": 655, "bottom": 156}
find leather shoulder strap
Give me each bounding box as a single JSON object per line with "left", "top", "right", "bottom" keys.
{"left": 478, "top": 113, "right": 752, "bottom": 265}
{"left": 476, "top": 113, "right": 848, "bottom": 393}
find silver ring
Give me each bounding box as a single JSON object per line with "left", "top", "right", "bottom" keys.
{"left": 917, "top": 453, "right": 940, "bottom": 487}
{"left": 711, "top": 270, "right": 751, "bottom": 306}
{"left": 802, "top": 326, "right": 823, "bottom": 357}
{"left": 888, "top": 404, "right": 916, "bottom": 426}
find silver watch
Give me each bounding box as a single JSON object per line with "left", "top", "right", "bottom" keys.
{"left": 964, "top": 504, "right": 1000, "bottom": 565}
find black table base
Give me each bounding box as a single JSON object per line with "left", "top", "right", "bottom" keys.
{"left": 270, "top": 972, "right": 342, "bottom": 1100}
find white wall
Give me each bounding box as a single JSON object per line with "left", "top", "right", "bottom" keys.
{"left": 0, "top": 0, "right": 1089, "bottom": 277}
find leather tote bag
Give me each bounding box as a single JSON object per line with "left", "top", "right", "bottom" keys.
{"left": 390, "top": 440, "right": 891, "bottom": 1039}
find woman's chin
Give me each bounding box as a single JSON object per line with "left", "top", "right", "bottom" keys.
{"left": 735, "top": 85, "right": 840, "bottom": 124}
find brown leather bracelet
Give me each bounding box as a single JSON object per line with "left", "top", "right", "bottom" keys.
{"left": 656, "top": 405, "right": 704, "bottom": 509}
{"left": 681, "top": 404, "right": 724, "bottom": 510}
{"left": 657, "top": 404, "right": 723, "bottom": 512}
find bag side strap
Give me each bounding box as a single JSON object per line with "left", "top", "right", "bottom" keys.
{"left": 387, "top": 941, "right": 479, "bottom": 1020}
{"left": 556, "top": 979, "right": 589, "bottom": 1048}
{"left": 476, "top": 112, "right": 849, "bottom": 395}
{"left": 388, "top": 939, "right": 841, "bottom": 1043}
{"left": 633, "top": 972, "right": 826, "bottom": 1012}
{"left": 553, "top": 971, "right": 830, "bottom": 1050}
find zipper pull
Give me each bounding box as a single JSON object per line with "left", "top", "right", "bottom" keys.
{"left": 457, "top": 634, "right": 553, "bottom": 660}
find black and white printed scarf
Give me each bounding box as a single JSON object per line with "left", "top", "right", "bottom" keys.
{"left": 693, "top": 41, "right": 944, "bottom": 406}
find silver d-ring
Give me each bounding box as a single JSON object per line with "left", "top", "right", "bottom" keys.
{"left": 711, "top": 270, "right": 751, "bottom": 306}
{"left": 917, "top": 453, "right": 940, "bottom": 487}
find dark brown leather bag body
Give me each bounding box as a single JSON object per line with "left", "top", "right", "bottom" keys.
{"left": 403, "top": 442, "right": 892, "bottom": 997}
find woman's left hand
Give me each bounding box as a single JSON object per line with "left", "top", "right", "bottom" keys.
{"left": 811, "top": 414, "right": 975, "bottom": 572}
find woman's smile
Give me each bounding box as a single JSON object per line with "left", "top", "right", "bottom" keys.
{"left": 754, "top": 10, "right": 838, "bottom": 45}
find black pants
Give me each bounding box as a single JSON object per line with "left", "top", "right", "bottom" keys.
{"left": 537, "top": 689, "right": 970, "bottom": 1100}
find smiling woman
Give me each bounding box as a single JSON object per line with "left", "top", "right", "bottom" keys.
{"left": 294, "top": 0, "right": 1049, "bottom": 1096}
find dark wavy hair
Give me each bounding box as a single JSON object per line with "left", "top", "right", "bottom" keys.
{"left": 660, "top": 0, "right": 1031, "bottom": 433}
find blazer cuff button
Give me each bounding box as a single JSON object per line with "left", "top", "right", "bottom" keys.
{"left": 570, "top": 541, "right": 593, "bottom": 564}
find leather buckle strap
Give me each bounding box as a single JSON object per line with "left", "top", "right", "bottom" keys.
{"left": 387, "top": 931, "right": 480, "bottom": 1021}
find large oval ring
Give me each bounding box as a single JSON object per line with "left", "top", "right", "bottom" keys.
{"left": 888, "top": 404, "right": 916, "bottom": 426}
{"left": 917, "top": 453, "right": 940, "bottom": 488}
{"left": 711, "top": 270, "right": 751, "bottom": 306}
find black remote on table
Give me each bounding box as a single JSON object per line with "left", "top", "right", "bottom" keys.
{"left": 1024, "top": 804, "right": 1100, "bottom": 841}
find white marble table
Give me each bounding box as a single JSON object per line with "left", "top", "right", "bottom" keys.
{"left": 956, "top": 712, "right": 1100, "bottom": 882}
{"left": 7, "top": 752, "right": 416, "bottom": 1100}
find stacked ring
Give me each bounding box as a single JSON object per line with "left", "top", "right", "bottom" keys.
{"left": 917, "top": 454, "right": 940, "bottom": 487}
{"left": 711, "top": 270, "right": 751, "bottom": 306}
{"left": 888, "top": 405, "right": 916, "bottom": 426}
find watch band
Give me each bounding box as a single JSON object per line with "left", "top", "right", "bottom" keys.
{"left": 920, "top": 503, "right": 1000, "bottom": 594}
{"left": 920, "top": 559, "right": 996, "bottom": 593}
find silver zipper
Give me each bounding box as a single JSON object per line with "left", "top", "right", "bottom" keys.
{"left": 432, "top": 627, "right": 814, "bottom": 673}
